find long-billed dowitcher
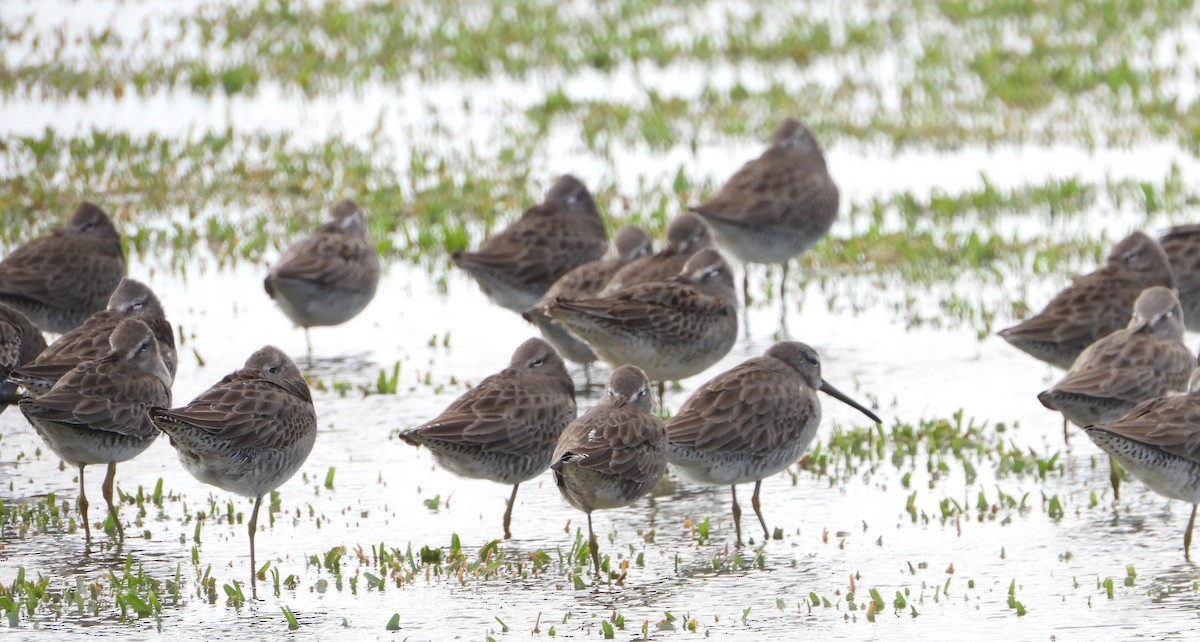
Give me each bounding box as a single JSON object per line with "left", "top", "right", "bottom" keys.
{"left": 1158, "top": 224, "right": 1200, "bottom": 332}
{"left": 601, "top": 213, "right": 712, "bottom": 294}
{"left": 264, "top": 199, "right": 380, "bottom": 353}
{"left": 149, "top": 346, "right": 316, "bottom": 594}
{"left": 998, "top": 232, "right": 1175, "bottom": 370}
{"left": 1040, "top": 286, "right": 1194, "bottom": 498}
{"left": 0, "top": 304, "right": 46, "bottom": 410}
{"left": 690, "top": 118, "right": 838, "bottom": 312}
{"left": 452, "top": 175, "right": 609, "bottom": 313}
{"left": 666, "top": 341, "right": 881, "bottom": 545}
{"left": 0, "top": 202, "right": 126, "bottom": 333}
{"left": 523, "top": 225, "right": 653, "bottom": 368}
{"left": 18, "top": 318, "right": 172, "bottom": 542}
{"left": 11, "top": 278, "right": 176, "bottom": 396}
{"left": 551, "top": 365, "right": 667, "bottom": 576}
{"left": 1084, "top": 368, "right": 1200, "bottom": 560}
{"left": 545, "top": 247, "right": 738, "bottom": 401}
{"left": 400, "top": 338, "right": 576, "bottom": 539}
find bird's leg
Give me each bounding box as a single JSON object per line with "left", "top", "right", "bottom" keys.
{"left": 730, "top": 485, "right": 744, "bottom": 547}
{"left": 78, "top": 464, "right": 90, "bottom": 543}
{"left": 1062, "top": 416, "right": 1070, "bottom": 445}
{"left": 657, "top": 381, "right": 665, "bottom": 412}
{"left": 752, "top": 480, "right": 769, "bottom": 541}
{"left": 743, "top": 268, "right": 751, "bottom": 309}
{"left": 102, "top": 462, "right": 123, "bottom": 539}
{"left": 1109, "top": 457, "right": 1122, "bottom": 501}
{"left": 780, "top": 262, "right": 789, "bottom": 313}
{"left": 586, "top": 511, "right": 600, "bottom": 577}
{"left": 1186, "top": 504, "right": 1198, "bottom": 562}
{"left": 304, "top": 328, "right": 313, "bottom": 356}
{"left": 249, "top": 496, "right": 264, "bottom": 598}
{"left": 503, "top": 483, "right": 520, "bottom": 539}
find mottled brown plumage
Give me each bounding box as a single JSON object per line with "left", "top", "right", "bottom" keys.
{"left": 690, "top": 118, "right": 838, "bottom": 309}
{"left": 0, "top": 202, "right": 126, "bottom": 333}
{"left": 999, "top": 232, "right": 1175, "bottom": 369}
{"left": 401, "top": 338, "right": 576, "bottom": 538}
{"left": 1159, "top": 224, "right": 1200, "bottom": 332}
{"left": 150, "top": 345, "right": 316, "bottom": 594}
{"left": 546, "top": 247, "right": 738, "bottom": 384}
{"left": 551, "top": 365, "right": 667, "bottom": 575}
{"left": 1040, "top": 286, "right": 1193, "bottom": 428}
{"left": 523, "top": 225, "right": 653, "bottom": 365}
{"left": 601, "top": 213, "right": 712, "bottom": 294}
{"left": 19, "top": 318, "right": 172, "bottom": 542}
{"left": 452, "top": 175, "right": 609, "bottom": 313}
{"left": 264, "top": 199, "right": 380, "bottom": 353}
{"left": 0, "top": 303, "right": 46, "bottom": 412}
{"left": 1085, "top": 369, "right": 1200, "bottom": 560}
{"left": 667, "top": 342, "right": 881, "bottom": 545}
{"left": 11, "top": 278, "right": 176, "bottom": 396}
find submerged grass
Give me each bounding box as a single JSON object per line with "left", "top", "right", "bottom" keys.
{"left": 6, "top": 0, "right": 1200, "bottom": 150}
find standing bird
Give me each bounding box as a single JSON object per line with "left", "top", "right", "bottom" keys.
{"left": 0, "top": 202, "right": 126, "bottom": 333}
{"left": 18, "top": 319, "right": 172, "bottom": 542}
{"left": 523, "top": 225, "right": 653, "bottom": 368}
{"left": 666, "top": 342, "right": 882, "bottom": 545}
{"left": 149, "top": 346, "right": 316, "bottom": 594}
{"left": 998, "top": 232, "right": 1175, "bottom": 370}
{"left": 1039, "top": 286, "right": 1194, "bottom": 498}
{"left": 690, "top": 118, "right": 839, "bottom": 313}
{"left": 11, "top": 278, "right": 176, "bottom": 396}
{"left": 452, "top": 175, "right": 609, "bottom": 313}
{"left": 551, "top": 365, "right": 667, "bottom": 576}
{"left": 546, "top": 247, "right": 738, "bottom": 403}
{"left": 264, "top": 199, "right": 380, "bottom": 354}
{"left": 1158, "top": 224, "right": 1200, "bottom": 332}
{"left": 0, "top": 304, "right": 47, "bottom": 409}
{"left": 1084, "top": 368, "right": 1200, "bottom": 560}
{"left": 400, "top": 338, "right": 576, "bottom": 539}
{"left": 601, "top": 213, "right": 712, "bottom": 294}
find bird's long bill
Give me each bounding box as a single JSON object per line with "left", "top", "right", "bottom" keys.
{"left": 819, "top": 381, "right": 883, "bottom": 425}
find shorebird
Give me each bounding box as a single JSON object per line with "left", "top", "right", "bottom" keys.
{"left": 149, "top": 346, "right": 316, "bottom": 594}
{"left": 400, "top": 338, "right": 576, "bottom": 539}
{"left": 264, "top": 199, "right": 380, "bottom": 354}
{"left": 551, "top": 365, "right": 667, "bottom": 576}
{"left": 690, "top": 118, "right": 838, "bottom": 314}
{"left": 666, "top": 341, "right": 881, "bottom": 545}
{"left": 1158, "top": 224, "right": 1200, "bottom": 332}
{"left": 998, "top": 232, "right": 1175, "bottom": 370}
{"left": 546, "top": 247, "right": 738, "bottom": 403}
{"left": 10, "top": 278, "right": 176, "bottom": 396}
{"left": 601, "top": 213, "right": 712, "bottom": 294}
{"left": 1039, "top": 286, "right": 1194, "bottom": 497}
{"left": 0, "top": 202, "right": 126, "bottom": 333}
{"left": 452, "top": 175, "right": 609, "bottom": 313}
{"left": 1084, "top": 368, "right": 1200, "bottom": 560}
{"left": 18, "top": 318, "right": 172, "bottom": 542}
{"left": 0, "top": 304, "right": 46, "bottom": 410}
{"left": 523, "top": 225, "right": 653, "bottom": 369}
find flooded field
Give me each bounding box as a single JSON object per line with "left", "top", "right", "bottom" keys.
{"left": 5, "top": 0, "right": 1200, "bottom": 639}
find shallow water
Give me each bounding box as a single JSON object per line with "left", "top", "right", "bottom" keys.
{"left": 6, "top": 0, "right": 1200, "bottom": 639}
{"left": 1, "top": 259, "right": 1198, "bottom": 640}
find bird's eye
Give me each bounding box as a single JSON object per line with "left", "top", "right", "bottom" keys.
{"left": 1123, "top": 250, "right": 1142, "bottom": 263}
{"left": 268, "top": 365, "right": 279, "bottom": 374}
{"left": 132, "top": 302, "right": 144, "bottom": 310}
{"left": 530, "top": 358, "right": 545, "bottom": 368}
